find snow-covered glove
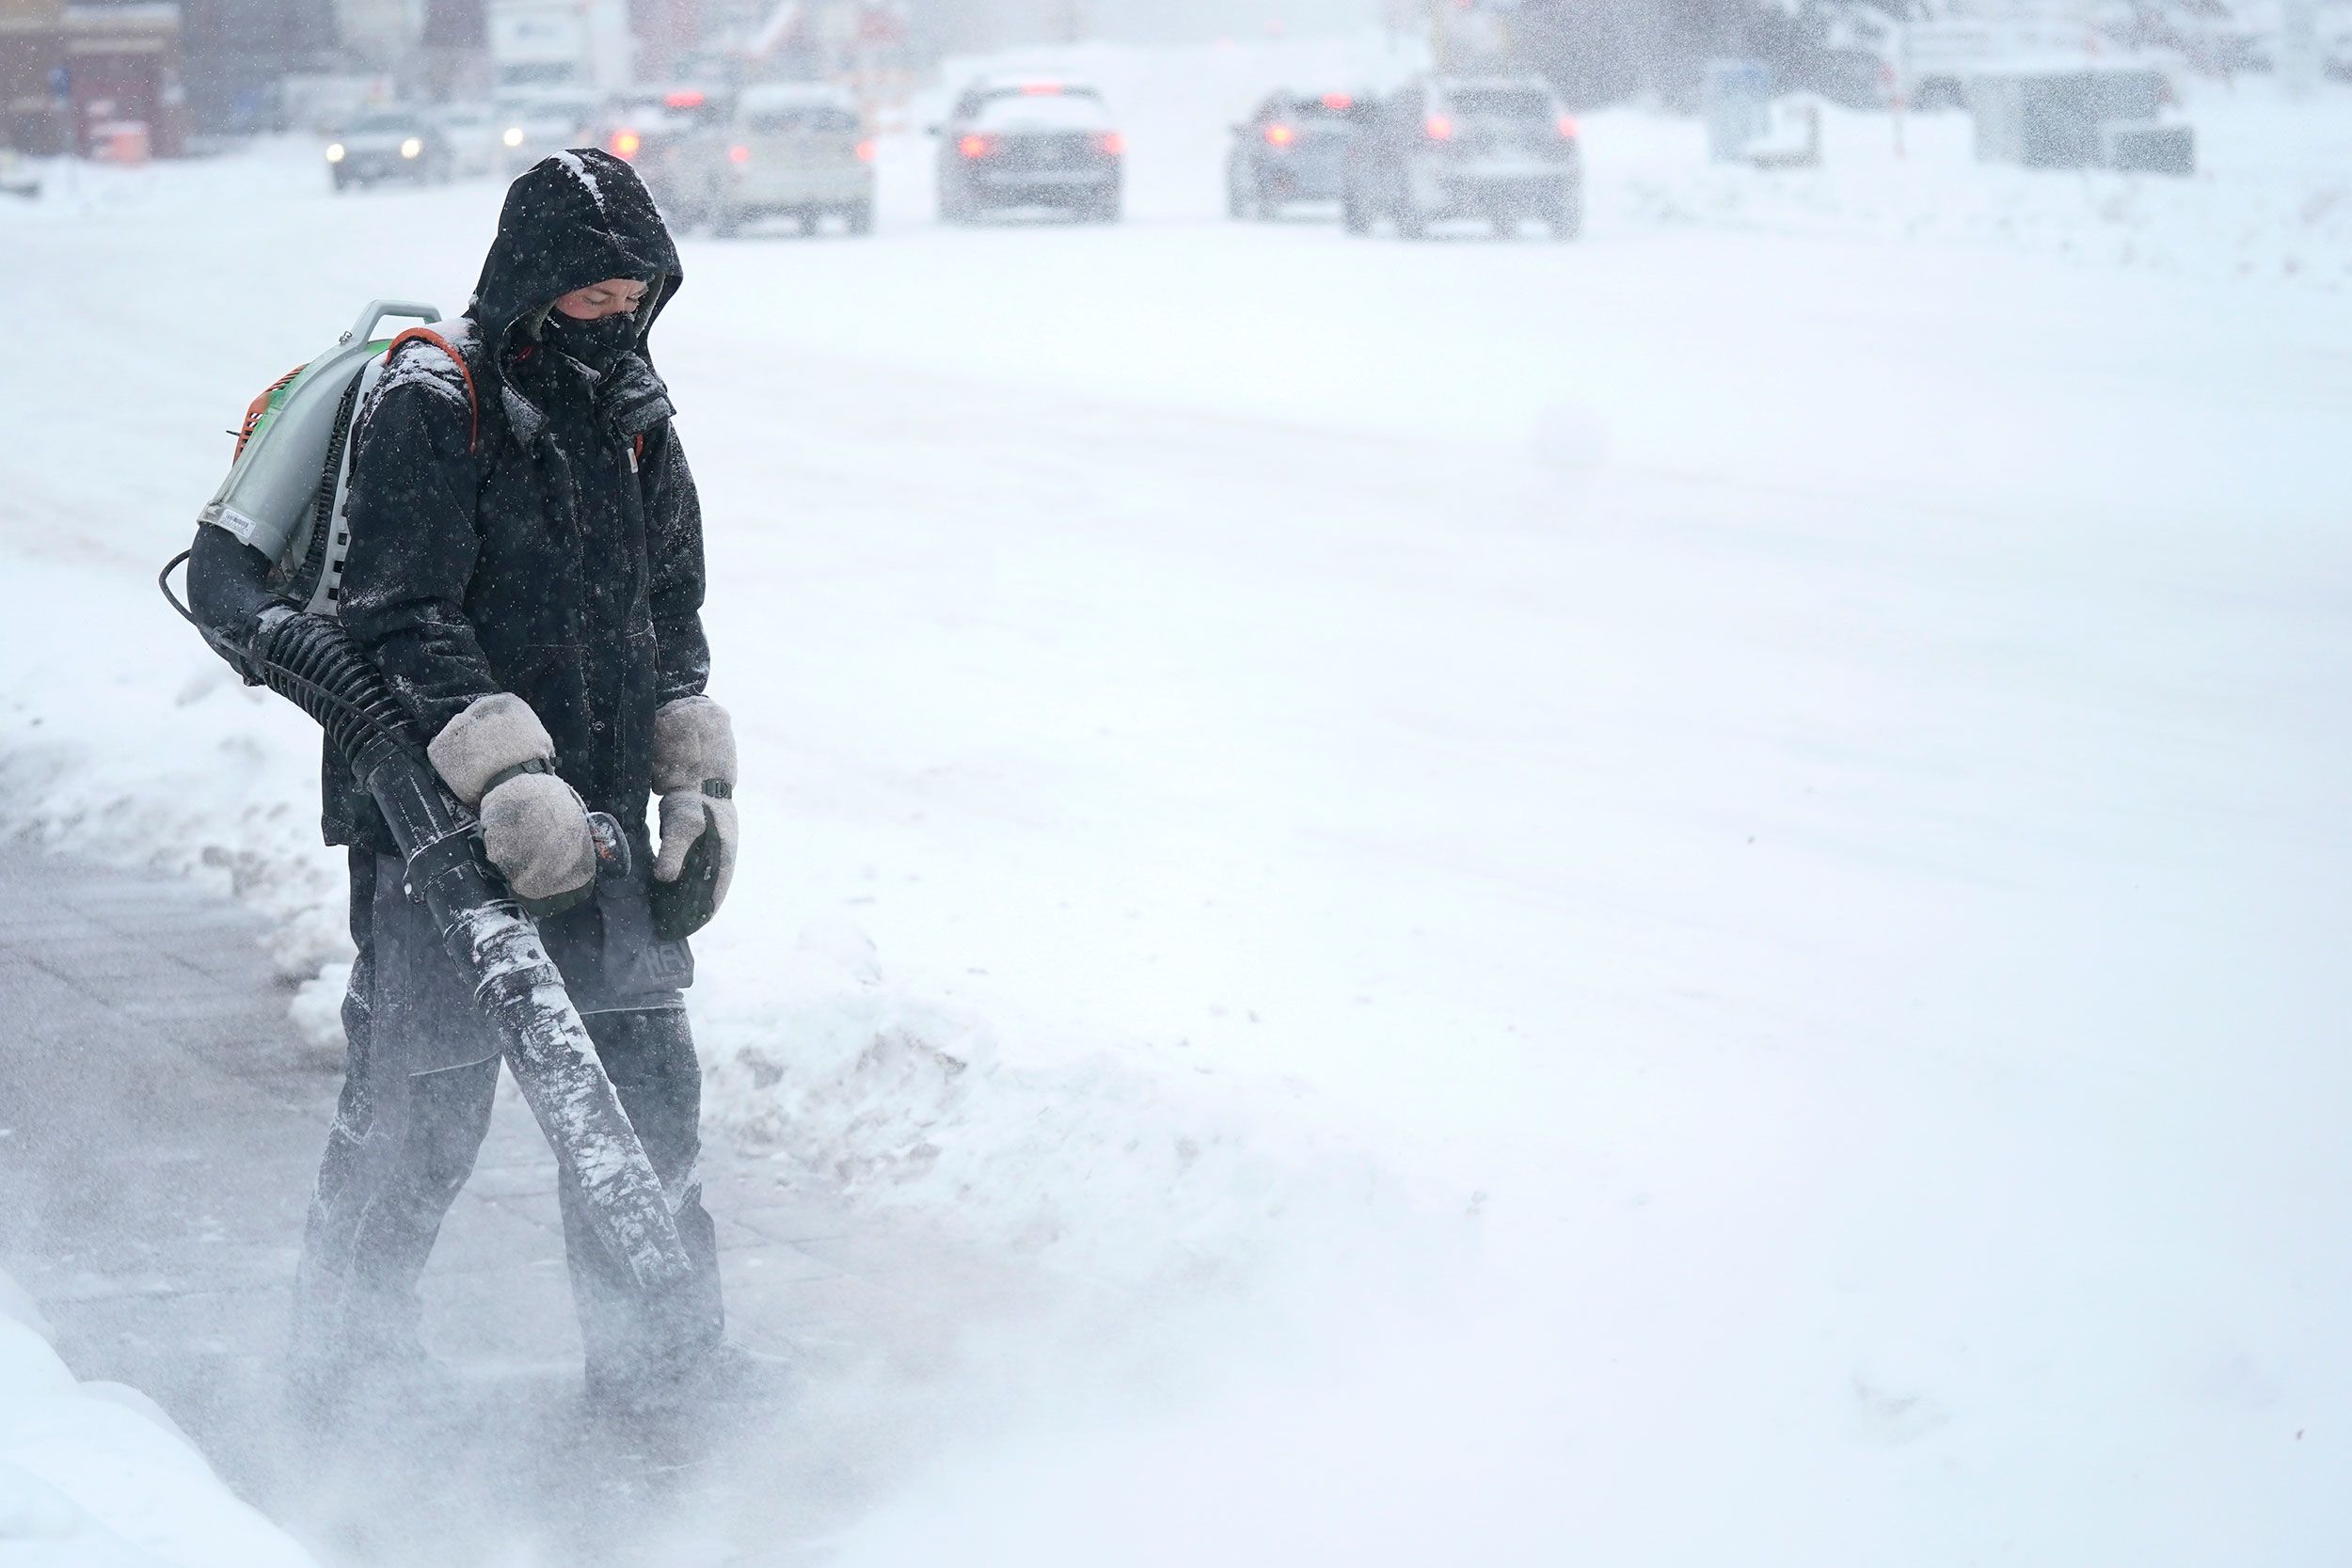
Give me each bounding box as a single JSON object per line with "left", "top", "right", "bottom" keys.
{"left": 428, "top": 692, "right": 596, "bottom": 917}
{"left": 596, "top": 351, "right": 675, "bottom": 441}
{"left": 649, "top": 695, "right": 737, "bottom": 942}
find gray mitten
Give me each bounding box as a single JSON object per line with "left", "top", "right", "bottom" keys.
{"left": 428, "top": 693, "right": 596, "bottom": 916}
{"left": 649, "top": 696, "right": 738, "bottom": 941}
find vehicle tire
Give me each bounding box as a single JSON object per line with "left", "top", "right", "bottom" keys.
{"left": 711, "top": 205, "right": 742, "bottom": 238}
{"left": 1548, "top": 190, "right": 1583, "bottom": 242}
{"left": 1394, "top": 195, "right": 1427, "bottom": 241}
{"left": 1082, "top": 193, "right": 1120, "bottom": 224}
{"left": 1342, "top": 189, "right": 1371, "bottom": 234}
{"left": 794, "top": 210, "right": 817, "bottom": 237}
{"left": 1227, "top": 175, "right": 1247, "bottom": 220}
{"left": 847, "top": 199, "right": 874, "bottom": 236}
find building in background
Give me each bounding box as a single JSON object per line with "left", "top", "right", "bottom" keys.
{"left": 333, "top": 0, "right": 410, "bottom": 71}
{"left": 1, "top": 0, "right": 188, "bottom": 155}
{"left": 422, "top": 0, "right": 490, "bottom": 99}
{"left": 179, "top": 0, "right": 336, "bottom": 132}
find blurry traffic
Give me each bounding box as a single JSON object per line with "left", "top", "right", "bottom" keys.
{"left": 308, "top": 67, "right": 1587, "bottom": 243}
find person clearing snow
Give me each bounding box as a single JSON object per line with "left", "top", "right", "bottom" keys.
{"left": 183, "top": 149, "right": 787, "bottom": 1421}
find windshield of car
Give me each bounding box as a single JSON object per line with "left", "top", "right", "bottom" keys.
{"left": 503, "top": 96, "right": 595, "bottom": 124}
{"left": 1444, "top": 87, "right": 1557, "bottom": 119}
{"left": 970, "top": 91, "right": 1110, "bottom": 132}
{"left": 745, "top": 103, "right": 860, "bottom": 135}
{"left": 1275, "top": 96, "right": 1363, "bottom": 122}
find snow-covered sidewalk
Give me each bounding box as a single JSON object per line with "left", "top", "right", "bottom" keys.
{"left": 0, "top": 847, "right": 1058, "bottom": 1562}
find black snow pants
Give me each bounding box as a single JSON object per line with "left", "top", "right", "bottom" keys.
{"left": 290, "top": 850, "right": 723, "bottom": 1386}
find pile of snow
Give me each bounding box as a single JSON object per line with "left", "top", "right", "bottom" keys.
{"left": 1603, "top": 84, "right": 2352, "bottom": 291}
{"left": 0, "top": 1270, "right": 314, "bottom": 1568}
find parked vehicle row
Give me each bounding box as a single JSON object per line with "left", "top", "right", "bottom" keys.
{"left": 321, "top": 70, "right": 1583, "bottom": 243}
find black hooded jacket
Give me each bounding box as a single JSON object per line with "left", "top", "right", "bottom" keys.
{"left": 325, "top": 150, "right": 708, "bottom": 853}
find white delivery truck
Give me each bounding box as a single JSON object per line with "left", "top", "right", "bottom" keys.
{"left": 490, "top": 0, "right": 632, "bottom": 98}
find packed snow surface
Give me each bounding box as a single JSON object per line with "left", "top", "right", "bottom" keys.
{"left": 3, "top": 30, "right": 2349, "bottom": 1567}
{"left": 0, "top": 1268, "right": 316, "bottom": 1567}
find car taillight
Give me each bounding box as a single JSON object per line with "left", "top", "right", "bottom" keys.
{"left": 665, "top": 90, "right": 706, "bottom": 109}
{"left": 728, "top": 143, "right": 750, "bottom": 164}
{"left": 1097, "top": 131, "right": 1126, "bottom": 156}
{"left": 856, "top": 139, "right": 877, "bottom": 163}
{"left": 1321, "top": 92, "right": 1354, "bottom": 110}
{"left": 1557, "top": 114, "right": 1581, "bottom": 138}
{"left": 958, "top": 133, "right": 994, "bottom": 159}
{"left": 1021, "top": 82, "right": 1062, "bottom": 96}
{"left": 1264, "top": 122, "right": 1295, "bottom": 148}
{"left": 1423, "top": 113, "right": 1454, "bottom": 142}
{"left": 612, "top": 129, "right": 642, "bottom": 158}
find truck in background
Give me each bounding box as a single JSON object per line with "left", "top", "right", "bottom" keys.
{"left": 491, "top": 0, "right": 633, "bottom": 100}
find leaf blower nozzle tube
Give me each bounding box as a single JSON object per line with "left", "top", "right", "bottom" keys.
{"left": 183, "top": 529, "right": 693, "bottom": 1293}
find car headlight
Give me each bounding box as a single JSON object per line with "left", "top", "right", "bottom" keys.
{"left": 503, "top": 126, "right": 525, "bottom": 148}
{"left": 326, "top": 143, "right": 345, "bottom": 163}
{"left": 401, "top": 136, "right": 422, "bottom": 159}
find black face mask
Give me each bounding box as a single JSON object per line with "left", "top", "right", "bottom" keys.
{"left": 540, "top": 309, "right": 641, "bottom": 372}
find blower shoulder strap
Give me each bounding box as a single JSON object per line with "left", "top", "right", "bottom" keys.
{"left": 383, "top": 325, "right": 481, "bottom": 454}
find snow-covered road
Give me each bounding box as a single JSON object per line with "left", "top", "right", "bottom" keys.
{"left": 5, "top": 37, "right": 2349, "bottom": 1564}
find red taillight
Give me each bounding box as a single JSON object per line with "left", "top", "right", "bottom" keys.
{"left": 1021, "top": 82, "right": 1062, "bottom": 96}
{"left": 1557, "top": 114, "right": 1580, "bottom": 138}
{"left": 958, "top": 133, "right": 993, "bottom": 159}
{"left": 1423, "top": 113, "right": 1454, "bottom": 142}
{"left": 1321, "top": 92, "right": 1354, "bottom": 110}
{"left": 612, "top": 128, "right": 642, "bottom": 158}
{"left": 856, "top": 138, "right": 876, "bottom": 163}
{"left": 1264, "top": 122, "right": 1295, "bottom": 148}
{"left": 665, "top": 89, "right": 706, "bottom": 109}
{"left": 727, "top": 143, "right": 750, "bottom": 164}
{"left": 1097, "top": 131, "right": 1126, "bottom": 156}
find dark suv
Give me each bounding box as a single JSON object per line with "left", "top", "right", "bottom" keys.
{"left": 1225, "top": 89, "right": 1366, "bottom": 219}
{"left": 325, "top": 110, "right": 453, "bottom": 192}
{"left": 934, "top": 77, "right": 1124, "bottom": 223}
{"left": 1343, "top": 76, "right": 1582, "bottom": 240}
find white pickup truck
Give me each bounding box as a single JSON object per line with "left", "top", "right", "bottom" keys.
{"left": 672, "top": 84, "right": 875, "bottom": 237}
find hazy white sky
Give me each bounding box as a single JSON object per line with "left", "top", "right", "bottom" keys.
{"left": 941, "top": 0, "right": 1397, "bottom": 48}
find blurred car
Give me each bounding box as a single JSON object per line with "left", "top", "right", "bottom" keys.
{"left": 496, "top": 91, "right": 599, "bottom": 176}
{"left": 673, "top": 83, "right": 875, "bottom": 236}
{"left": 432, "top": 103, "right": 504, "bottom": 179}
{"left": 595, "top": 87, "right": 730, "bottom": 214}
{"left": 933, "top": 77, "right": 1123, "bottom": 223}
{"left": 326, "top": 109, "right": 453, "bottom": 192}
{"left": 1, "top": 148, "right": 39, "bottom": 200}
{"left": 1343, "top": 76, "right": 1581, "bottom": 241}
{"left": 1226, "top": 89, "right": 1366, "bottom": 219}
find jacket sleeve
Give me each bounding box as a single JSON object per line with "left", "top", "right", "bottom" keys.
{"left": 644, "top": 422, "right": 711, "bottom": 704}
{"left": 336, "top": 360, "right": 500, "bottom": 737}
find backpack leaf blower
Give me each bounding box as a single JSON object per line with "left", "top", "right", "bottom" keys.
{"left": 162, "top": 300, "right": 692, "bottom": 1295}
